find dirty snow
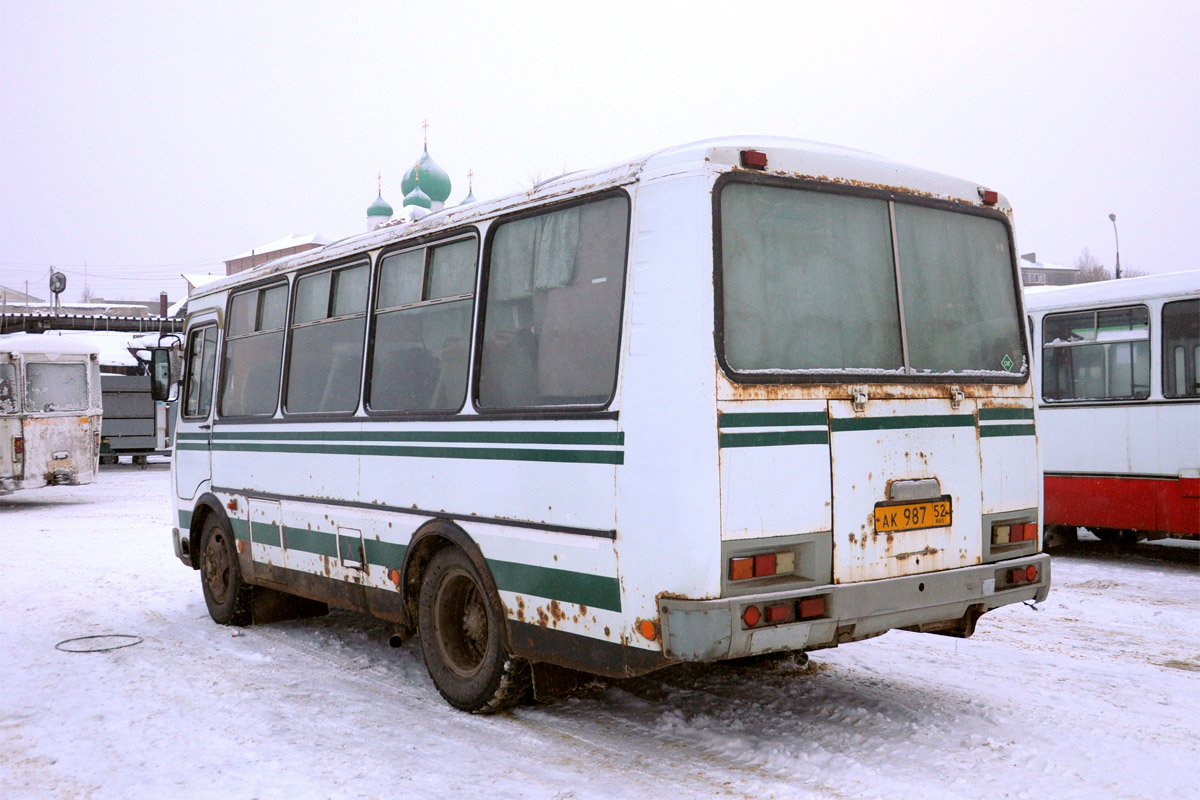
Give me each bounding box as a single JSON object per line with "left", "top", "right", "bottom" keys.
{"left": 2, "top": 466, "right": 1198, "bottom": 800}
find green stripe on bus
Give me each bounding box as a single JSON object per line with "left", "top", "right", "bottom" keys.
{"left": 979, "top": 424, "right": 1037, "bottom": 438}
{"left": 830, "top": 414, "right": 976, "bottom": 432}
{"left": 364, "top": 538, "right": 406, "bottom": 570}
{"left": 488, "top": 559, "right": 621, "bottom": 613}
{"left": 718, "top": 411, "right": 827, "bottom": 429}
{"left": 176, "top": 432, "right": 211, "bottom": 441}
{"left": 205, "top": 429, "right": 624, "bottom": 446}
{"left": 201, "top": 441, "right": 624, "bottom": 465}
{"left": 719, "top": 430, "right": 829, "bottom": 448}
{"left": 978, "top": 408, "right": 1034, "bottom": 421}
{"left": 251, "top": 520, "right": 281, "bottom": 547}
{"left": 230, "top": 518, "right": 250, "bottom": 542}
{"left": 282, "top": 526, "right": 338, "bottom": 558}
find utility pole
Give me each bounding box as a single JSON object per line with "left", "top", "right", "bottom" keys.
{"left": 1108, "top": 213, "right": 1122, "bottom": 280}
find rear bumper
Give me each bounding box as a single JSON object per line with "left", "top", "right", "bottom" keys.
{"left": 658, "top": 554, "right": 1051, "bottom": 662}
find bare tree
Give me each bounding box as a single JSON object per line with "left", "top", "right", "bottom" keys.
{"left": 1071, "top": 248, "right": 1111, "bottom": 283}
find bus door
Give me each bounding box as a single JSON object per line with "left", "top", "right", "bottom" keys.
{"left": 0, "top": 358, "right": 19, "bottom": 490}
{"left": 827, "top": 394, "right": 982, "bottom": 583}
{"left": 175, "top": 320, "right": 219, "bottom": 501}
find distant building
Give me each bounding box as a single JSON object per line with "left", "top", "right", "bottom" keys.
{"left": 224, "top": 233, "right": 332, "bottom": 276}
{"left": 1019, "top": 253, "right": 1079, "bottom": 286}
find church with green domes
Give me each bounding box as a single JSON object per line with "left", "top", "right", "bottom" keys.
{"left": 366, "top": 127, "right": 473, "bottom": 231}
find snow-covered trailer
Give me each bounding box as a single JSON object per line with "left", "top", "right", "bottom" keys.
{"left": 0, "top": 334, "right": 103, "bottom": 494}
{"left": 1025, "top": 271, "right": 1200, "bottom": 543}
{"left": 164, "top": 137, "right": 1049, "bottom": 712}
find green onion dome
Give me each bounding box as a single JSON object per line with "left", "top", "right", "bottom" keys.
{"left": 401, "top": 146, "right": 452, "bottom": 204}
{"left": 367, "top": 193, "right": 393, "bottom": 218}
{"left": 403, "top": 184, "right": 432, "bottom": 210}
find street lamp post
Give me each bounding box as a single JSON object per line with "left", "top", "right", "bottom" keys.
{"left": 1108, "top": 213, "right": 1122, "bottom": 279}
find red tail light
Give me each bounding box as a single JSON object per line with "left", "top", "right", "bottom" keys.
{"left": 799, "top": 596, "right": 826, "bottom": 619}
{"left": 1026, "top": 565, "right": 1038, "bottom": 582}
{"left": 13, "top": 436, "right": 22, "bottom": 457}
{"left": 742, "top": 605, "right": 761, "bottom": 627}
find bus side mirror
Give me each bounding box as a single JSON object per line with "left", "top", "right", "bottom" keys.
{"left": 150, "top": 348, "right": 172, "bottom": 402}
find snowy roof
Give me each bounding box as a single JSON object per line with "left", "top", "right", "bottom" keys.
{"left": 0, "top": 332, "right": 101, "bottom": 358}
{"left": 192, "top": 136, "right": 1015, "bottom": 302}
{"left": 1021, "top": 261, "right": 1077, "bottom": 273}
{"left": 228, "top": 233, "right": 332, "bottom": 262}
{"left": 1024, "top": 269, "right": 1200, "bottom": 311}
{"left": 182, "top": 273, "right": 224, "bottom": 288}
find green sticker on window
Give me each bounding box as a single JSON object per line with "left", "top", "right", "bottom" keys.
{"left": 1001, "top": 354, "right": 1014, "bottom": 371}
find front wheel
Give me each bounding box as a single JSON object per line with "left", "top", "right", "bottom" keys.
{"left": 417, "top": 546, "right": 528, "bottom": 713}
{"left": 199, "top": 516, "right": 253, "bottom": 626}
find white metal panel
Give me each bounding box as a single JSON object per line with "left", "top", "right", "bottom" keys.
{"left": 828, "top": 398, "right": 982, "bottom": 582}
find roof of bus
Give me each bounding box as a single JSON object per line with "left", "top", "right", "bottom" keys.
{"left": 1023, "top": 269, "right": 1200, "bottom": 312}
{"left": 0, "top": 332, "right": 101, "bottom": 358}
{"left": 190, "top": 136, "right": 1010, "bottom": 304}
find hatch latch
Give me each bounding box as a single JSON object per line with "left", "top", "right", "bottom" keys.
{"left": 851, "top": 385, "right": 868, "bottom": 413}
{"left": 949, "top": 385, "right": 965, "bottom": 410}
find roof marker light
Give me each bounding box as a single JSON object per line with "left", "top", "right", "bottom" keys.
{"left": 979, "top": 188, "right": 999, "bottom": 206}
{"left": 740, "top": 149, "right": 768, "bottom": 170}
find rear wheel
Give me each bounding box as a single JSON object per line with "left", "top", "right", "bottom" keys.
{"left": 199, "top": 516, "right": 252, "bottom": 626}
{"left": 417, "top": 546, "right": 528, "bottom": 713}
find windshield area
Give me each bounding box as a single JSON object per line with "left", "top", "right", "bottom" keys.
{"left": 24, "top": 361, "right": 90, "bottom": 412}
{"left": 0, "top": 362, "right": 16, "bottom": 414}
{"left": 719, "top": 181, "right": 1025, "bottom": 379}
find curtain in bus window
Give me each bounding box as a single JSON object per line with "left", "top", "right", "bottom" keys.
{"left": 25, "top": 362, "right": 89, "bottom": 412}
{"left": 894, "top": 204, "right": 1023, "bottom": 374}
{"left": 1163, "top": 299, "right": 1199, "bottom": 398}
{"left": 720, "top": 184, "right": 901, "bottom": 372}
{"left": 0, "top": 362, "right": 16, "bottom": 414}
{"left": 479, "top": 196, "right": 627, "bottom": 409}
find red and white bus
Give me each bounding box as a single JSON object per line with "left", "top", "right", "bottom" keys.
{"left": 1025, "top": 271, "right": 1199, "bottom": 544}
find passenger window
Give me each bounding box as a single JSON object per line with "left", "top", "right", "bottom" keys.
{"left": 285, "top": 263, "right": 369, "bottom": 414}
{"left": 219, "top": 284, "right": 288, "bottom": 417}
{"left": 182, "top": 326, "right": 218, "bottom": 419}
{"left": 1041, "top": 305, "right": 1150, "bottom": 401}
{"left": 369, "top": 238, "right": 477, "bottom": 413}
{"left": 1163, "top": 299, "right": 1199, "bottom": 398}
{"left": 477, "top": 195, "right": 629, "bottom": 410}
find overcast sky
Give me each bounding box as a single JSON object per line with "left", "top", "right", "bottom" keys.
{"left": 2, "top": 1, "right": 1197, "bottom": 303}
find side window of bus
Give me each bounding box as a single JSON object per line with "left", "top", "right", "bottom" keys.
{"left": 0, "top": 362, "right": 16, "bottom": 414}
{"left": 183, "top": 326, "right": 219, "bottom": 419}
{"left": 1041, "top": 306, "right": 1150, "bottom": 401}
{"left": 285, "top": 262, "right": 370, "bottom": 414}
{"left": 1163, "top": 298, "right": 1199, "bottom": 398}
{"left": 219, "top": 284, "right": 288, "bottom": 417}
{"left": 478, "top": 194, "right": 629, "bottom": 410}
{"left": 369, "top": 239, "right": 477, "bottom": 413}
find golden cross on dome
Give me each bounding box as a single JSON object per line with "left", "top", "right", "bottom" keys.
{"left": 422, "top": 119, "right": 429, "bottom": 148}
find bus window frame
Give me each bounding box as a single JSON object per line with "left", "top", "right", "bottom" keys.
{"left": 280, "top": 256, "right": 373, "bottom": 419}
{"left": 216, "top": 279, "right": 290, "bottom": 422}
{"left": 180, "top": 323, "right": 219, "bottom": 420}
{"left": 363, "top": 229, "right": 481, "bottom": 419}
{"left": 1040, "top": 303, "right": 1152, "bottom": 404}
{"left": 1162, "top": 297, "right": 1200, "bottom": 400}
{"left": 471, "top": 188, "right": 633, "bottom": 417}
{"left": 711, "top": 172, "right": 1030, "bottom": 387}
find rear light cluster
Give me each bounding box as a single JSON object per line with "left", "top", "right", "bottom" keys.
{"left": 742, "top": 595, "right": 826, "bottom": 629}
{"left": 729, "top": 550, "right": 794, "bottom": 582}
{"left": 12, "top": 436, "right": 23, "bottom": 460}
{"left": 993, "top": 522, "right": 1037, "bottom": 547}
{"left": 1007, "top": 564, "right": 1040, "bottom": 586}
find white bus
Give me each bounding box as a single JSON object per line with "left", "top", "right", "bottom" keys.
{"left": 1025, "top": 271, "right": 1200, "bottom": 544}
{"left": 1, "top": 334, "right": 103, "bottom": 494}
{"left": 160, "top": 137, "right": 1049, "bottom": 712}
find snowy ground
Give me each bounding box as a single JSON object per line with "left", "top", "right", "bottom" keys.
{"left": 2, "top": 466, "right": 1198, "bottom": 800}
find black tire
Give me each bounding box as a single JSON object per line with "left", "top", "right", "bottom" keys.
{"left": 1093, "top": 527, "right": 1122, "bottom": 544}
{"left": 199, "top": 516, "right": 253, "bottom": 626}
{"left": 417, "top": 546, "right": 528, "bottom": 713}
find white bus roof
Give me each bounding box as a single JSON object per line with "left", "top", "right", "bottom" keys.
{"left": 192, "top": 136, "right": 1010, "bottom": 303}
{"left": 1024, "top": 270, "right": 1200, "bottom": 312}
{"left": 0, "top": 333, "right": 101, "bottom": 358}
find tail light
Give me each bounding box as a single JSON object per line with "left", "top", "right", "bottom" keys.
{"left": 1007, "top": 564, "right": 1040, "bottom": 585}
{"left": 12, "top": 436, "right": 22, "bottom": 460}
{"left": 94, "top": 430, "right": 100, "bottom": 454}
{"left": 729, "top": 549, "right": 796, "bottom": 581}
{"left": 741, "top": 595, "right": 828, "bottom": 629}
{"left": 992, "top": 521, "right": 1037, "bottom": 546}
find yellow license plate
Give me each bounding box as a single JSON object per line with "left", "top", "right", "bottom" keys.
{"left": 874, "top": 497, "right": 952, "bottom": 533}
